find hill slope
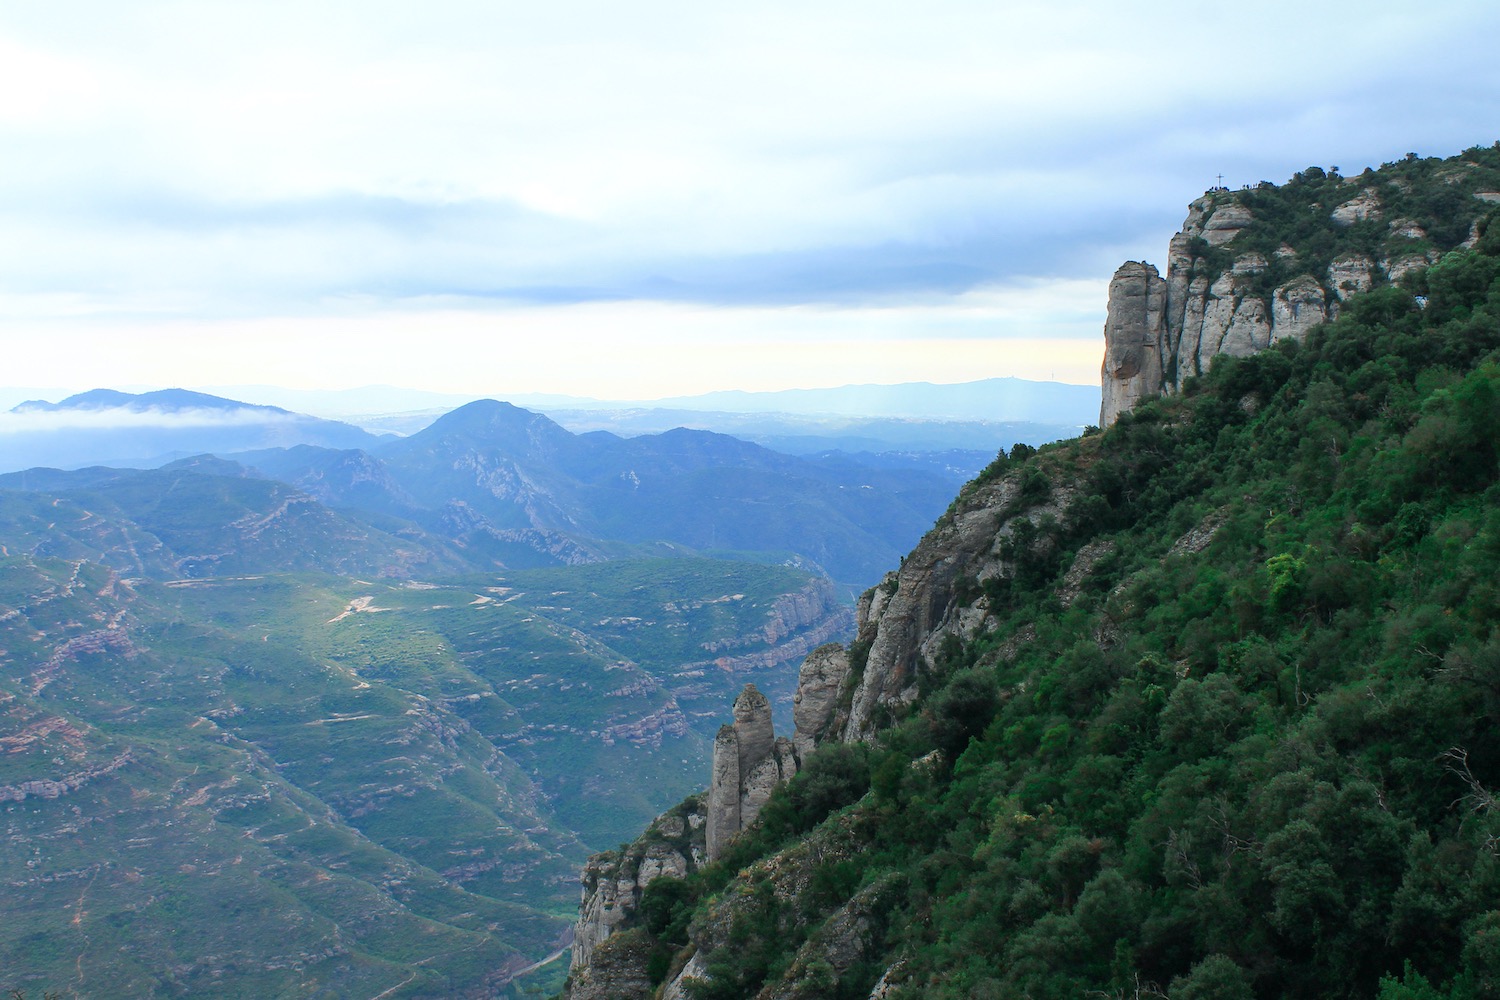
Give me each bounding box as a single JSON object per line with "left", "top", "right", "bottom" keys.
{"left": 559, "top": 146, "right": 1500, "bottom": 1000}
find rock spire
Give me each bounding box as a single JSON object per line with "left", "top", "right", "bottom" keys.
{"left": 1100, "top": 195, "right": 1335, "bottom": 425}
{"left": 706, "top": 683, "right": 797, "bottom": 861}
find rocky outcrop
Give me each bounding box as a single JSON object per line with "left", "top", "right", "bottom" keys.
{"left": 707, "top": 684, "right": 797, "bottom": 861}
{"left": 568, "top": 797, "right": 706, "bottom": 985}
{"left": 1270, "top": 276, "right": 1329, "bottom": 344}
{"left": 756, "top": 874, "right": 904, "bottom": 1000}
{"left": 0, "top": 750, "right": 134, "bottom": 803}
{"left": 1098, "top": 220, "right": 1327, "bottom": 427}
{"left": 661, "top": 811, "right": 870, "bottom": 999}
{"left": 566, "top": 636, "right": 867, "bottom": 985}
{"left": 1201, "top": 202, "right": 1253, "bottom": 245}
{"left": 792, "top": 644, "right": 850, "bottom": 757}
{"left": 1331, "top": 188, "right": 1382, "bottom": 225}
{"left": 1056, "top": 539, "right": 1117, "bottom": 609}
{"left": 1098, "top": 262, "right": 1168, "bottom": 426}
{"left": 1328, "top": 253, "right": 1376, "bottom": 301}
{"left": 1100, "top": 171, "right": 1496, "bottom": 425}
{"left": 841, "top": 466, "right": 1076, "bottom": 741}
{"left": 706, "top": 725, "right": 743, "bottom": 863}
{"left": 28, "top": 627, "right": 138, "bottom": 697}
{"left": 564, "top": 930, "right": 656, "bottom": 1000}
{"left": 565, "top": 676, "right": 820, "bottom": 992}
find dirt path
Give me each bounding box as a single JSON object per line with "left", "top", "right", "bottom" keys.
{"left": 327, "top": 595, "right": 390, "bottom": 623}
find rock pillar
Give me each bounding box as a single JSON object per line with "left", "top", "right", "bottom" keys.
{"left": 1100, "top": 261, "right": 1168, "bottom": 427}
{"left": 706, "top": 683, "right": 796, "bottom": 861}
{"left": 706, "top": 724, "right": 741, "bottom": 862}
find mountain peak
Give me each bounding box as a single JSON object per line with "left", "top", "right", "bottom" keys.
{"left": 405, "top": 398, "right": 574, "bottom": 447}
{"left": 13, "top": 388, "right": 291, "bottom": 415}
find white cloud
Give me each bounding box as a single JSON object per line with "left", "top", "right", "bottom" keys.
{"left": 0, "top": 0, "right": 1497, "bottom": 394}
{"left": 0, "top": 405, "right": 300, "bottom": 435}
{"left": 2, "top": 278, "right": 1108, "bottom": 399}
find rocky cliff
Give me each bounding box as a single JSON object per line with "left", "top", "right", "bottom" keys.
{"left": 838, "top": 464, "right": 1077, "bottom": 741}
{"left": 562, "top": 650, "right": 856, "bottom": 996}
{"left": 707, "top": 684, "right": 795, "bottom": 861}
{"left": 556, "top": 445, "right": 1138, "bottom": 998}
{"left": 554, "top": 143, "right": 1500, "bottom": 1000}
{"left": 569, "top": 798, "right": 707, "bottom": 986}
{"left": 1101, "top": 156, "right": 1500, "bottom": 424}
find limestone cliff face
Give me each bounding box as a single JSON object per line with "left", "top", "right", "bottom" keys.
{"left": 564, "top": 657, "right": 860, "bottom": 996}
{"left": 791, "top": 643, "right": 850, "bottom": 758}
{"left": 1097, "top": 261, "right": 1168, "bottom": 427}
{"left": 658, "top": 814, "right": 893, "bottom": 1000}
{"left": 840, "top": 467, "right": 1076, "bottom": 741}
{"left": 1100, "top": 194, "right": 1336, "bottom": 426}
{"left": 563, "top": 631, "right": 858, "bottom": 994}
{"left": 1098, "top": 171, "right": 1497, "bottom": 425}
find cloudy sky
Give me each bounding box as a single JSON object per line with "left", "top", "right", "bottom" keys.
{"left": 2, "top": 1, "right": 1498, "bottom": 402}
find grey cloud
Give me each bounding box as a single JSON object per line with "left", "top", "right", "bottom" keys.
{"left": 5, "top": 186, "right": 575, "bottom": 237}
{"left": 0, "top": 171, "right": 1163, "bottom": 311}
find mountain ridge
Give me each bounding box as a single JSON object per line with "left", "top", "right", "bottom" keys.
{"left": 0, "top": 387, "right": 388, "bottom": 474}
{"left": 236, "top": 403, "right": 963, "bottom": 588}
{"left": 556, "top": 143, "right": 1500, "bottom": 1000}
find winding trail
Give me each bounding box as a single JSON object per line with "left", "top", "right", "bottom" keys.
{"left": 510, "top": 944, "right": 570, "bottom": 980}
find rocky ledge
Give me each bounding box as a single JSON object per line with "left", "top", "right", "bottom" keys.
{"left": 1100, "top": 174, "right": 1500, "bottom": 425}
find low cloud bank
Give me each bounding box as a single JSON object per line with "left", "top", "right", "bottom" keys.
{"left": 0, "top": 405, "right": 304, "bottom": 435}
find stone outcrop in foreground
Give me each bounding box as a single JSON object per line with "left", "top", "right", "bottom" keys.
{"left": 568, "top": 798, "right": 706, "bottom": 982}
{"left": 706, "top": 683, "right": 796, "bottom": 861}
{"left": 564, "top": 648, "right": 857, "bottom": 996}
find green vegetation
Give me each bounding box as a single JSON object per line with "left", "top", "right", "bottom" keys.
{"left": 1193, "top": 143, "right": 1500, "bottom": 304}
{"left": 0, "top": 546, "right": 839, "bottom": 996}
{"left": 594, "top": 194, "right": 1500, "bottom": 998}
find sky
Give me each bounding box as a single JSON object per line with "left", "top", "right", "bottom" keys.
{"left": 2, "top": 1, "right": 1499, "bottom": 403}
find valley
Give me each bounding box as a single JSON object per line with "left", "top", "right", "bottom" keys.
{"left": 0, "top": 542, "right": 851, "bottom": 996}
{"left": 0, "top": 405, "right": 887, "bottom": 997}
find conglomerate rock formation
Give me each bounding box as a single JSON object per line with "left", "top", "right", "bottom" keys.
{"left": 1100, "top": 195, "right": 1331, "bottom": 426}
{"left": 564, "top": 650, "right": 859, "bottom": 995}
{"left": 1100, "top": 166, "right": 1500, "bottom": 425}
{"left": 706, "top": 684, "right": 793, "bottom": 862}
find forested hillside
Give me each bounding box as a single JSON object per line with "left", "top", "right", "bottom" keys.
{"left": 569, "top": 157, "right": 1500, "bottom": 999}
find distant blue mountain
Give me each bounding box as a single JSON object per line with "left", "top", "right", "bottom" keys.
{"left": 235, "top": 399, "right": 966, "bottom": 587}
{"left": 0, "top": 388, "right": 389, "bottom": 474}
{"left": 647, "top": 377, "right": 1100, "bottom": 424}
{"left": 13, "top": 387, "right": 289, "bottom": 413}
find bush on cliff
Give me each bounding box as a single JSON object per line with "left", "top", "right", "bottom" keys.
{"left": 606, "top": 211, "right": 1500, "bottom": 1000}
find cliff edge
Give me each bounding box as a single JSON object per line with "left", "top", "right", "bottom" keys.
{"left": 1101, "top": 156, "right": 1500, "bottom": 424}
